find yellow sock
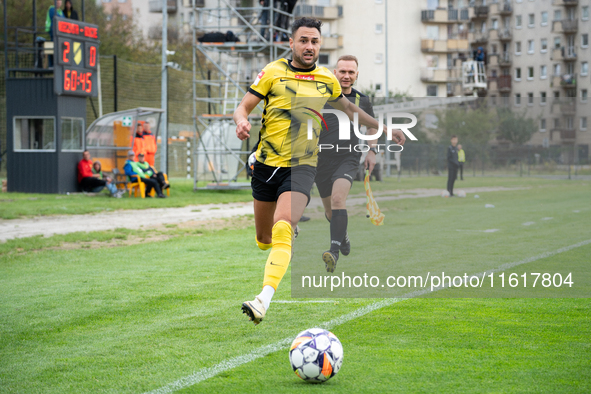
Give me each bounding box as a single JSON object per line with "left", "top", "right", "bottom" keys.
{"left": 256, "top": 236, "right": 272, "bottom": 251}
{"left": 262, "top": 220, "right": 293, "bottom": 290}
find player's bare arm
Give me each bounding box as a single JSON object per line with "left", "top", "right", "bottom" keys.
{"left": 329, "top": 98, "right": 406, "bottom": 146}
{"left": 233, "top": 92, "right": 262, "bottom": 140}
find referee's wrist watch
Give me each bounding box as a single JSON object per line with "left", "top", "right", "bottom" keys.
{"left": 369, "top": 147, "right": 378, "bottom": 155}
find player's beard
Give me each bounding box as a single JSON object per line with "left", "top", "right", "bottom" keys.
{"left": 292, "top": 49, "right": 318, "bottom": 68}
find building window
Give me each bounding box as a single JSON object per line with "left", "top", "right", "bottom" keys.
{"left": 427, "top": 85, "right": 438, "bottom": 97}
{"left": 540, "top": 118, "right": 547, "bottom": 132}
{"left": 528, "top": 67, "right": 534, "bottom": 80}
{"left": 541, "top": 38, "right": 548, "bottom": 52}
{"left": 528, "top": 40, "right": 534, "bottom": 54}
{"left": 582, "top": 89, "right": 588, "bottom": 103}
{"left": 582, "top": 117, "right": 588, "bottom": 131}
{"left": 318, "top": 53, "right": 330, "bottom": 65}
{"left": 375, "top": 83, "right": 383, "bottom": 92}
{"left": 541, "top": 11, "right": 548, "bottom": 26}
{"left": 582, "top": 34, "right": 589, "bottom": 48}
{"left": 582, "top": 62, "right": 589, "bottom": 76}
{"left": 554, "top": 91, "right": 560, "bottom": 98}
{"left": 492, "top": 19, "right": 499, "bottom": 30}
{"left": 540, "top": 65, "right": 547, "bottom": 79}
{"left": 582, "top": 6, "right": 589, "bottom": 21}
{"left": 515, "top": 41, "right": 522, "bottom": 54}
{"left": 13, "top": 117, "right": 56, "bottom": 151}
{"left": 528, "top": 14, "right": 535, "bottom": 27}
{"left": 554, "top": 63, "right": 561, "bottom": 76}
{"left": 375, "top": 24, "right": 383, "bottom": 34}
{"left": 554, "top": 37, "right": 561, "bottom": 49}
{"left": 554, "top": 10, "right": 562, "bottom": 21}
{"left": 554, "top": 118, "right": 560, "bottom": 129}
{"left": 375, "top": 53, "right": 383, "bottom": 64}
{"left": 516, "top": 15, "right": 522, "bottom": 28}
{"left": 528, "top": 92, "right": 534, "bottom": 105}
{"left": 61, "top": 117, "right": 84, "bottom": 151}
{"left": 515, "top": 67, "right": 522, "bottom": 80}
{"left": 118, "top": 0, "right": 126, "bottom": 2}
{"left": 515, "top": 93, "right": 522, "bottom": 105}
{"left": 541, "top": 92, "right": 547, "bottom": 104}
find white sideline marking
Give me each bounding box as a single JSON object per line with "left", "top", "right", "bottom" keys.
{"left": 523, "top": 222, "right": 536, "bottom": 226}
{"left": 541, "top": 217, "right": 554, "bottom": 221}
{"left": 143, "top": 238, "right": 591, "bottom": 394}
{"left": 456, "top": 229, "right": 500, "bottom": 233}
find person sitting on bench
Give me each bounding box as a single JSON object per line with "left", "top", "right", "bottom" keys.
{"left": 123, "top": 150, "right": 165, "bottom": 198}
{"left": 78, "top": 150, "right": 121, "bottom": 197}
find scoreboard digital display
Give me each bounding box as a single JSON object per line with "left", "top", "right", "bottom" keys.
{"left": 53, "top": 17, "right": 100, "bottom": 97}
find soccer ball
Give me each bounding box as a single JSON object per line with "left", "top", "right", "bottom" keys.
{"left": 441, "top": 190, "right": 450, "bottom": 198}
{"left": 457, "top": 190, "right": 466, "bottom": 198}
{"left": 289, "top": 328, "right": 343, "bottom": 383}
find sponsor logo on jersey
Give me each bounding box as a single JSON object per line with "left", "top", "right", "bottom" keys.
{"left": 295, "top": 74, "right": 315, "bottom": 81}
{"left": 253, "top": 70, "right": 265, "bottom": 86}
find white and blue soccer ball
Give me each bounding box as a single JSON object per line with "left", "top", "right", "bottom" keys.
{"left": 289, "top": 328, "right": 344, "bottom": 383}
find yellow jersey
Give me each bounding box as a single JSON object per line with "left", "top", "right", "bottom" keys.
{"left": 248, "top": 58, "right": 343, "bottom": 167}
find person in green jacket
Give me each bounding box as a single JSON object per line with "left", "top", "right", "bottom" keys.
{"left": 457, "top": 144, "right": 466, "bottom": 181}
{"left": 137, "top": 154, "right": 169, "bottom": 191}
{"left": 45, "top": 0, "right": 64, "bottom": 41}
{"left": 123, "top": 150, "right": 165, "bottom": 198}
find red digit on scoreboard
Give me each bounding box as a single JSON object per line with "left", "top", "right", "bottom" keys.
{"left": 62, "top": 41, "right": 70, "bottom": 63}
{"left": 64, "top": 69, "right": 71, "bottom": 90}
{"left": 71, "top": 70, "right": 78, "bottom": 91}
{"left": 86, "top": 72, "right": 92, "bottom": 93}
{"left": 89, "top": 46, "right": 96, "bottom": 68}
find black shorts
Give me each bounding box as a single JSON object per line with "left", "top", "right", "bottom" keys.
{"left": 315, "top": 155, "right": 359, "bottom": 199}
{"left": 251, "top": 161, "right": 316, "bottom": 204}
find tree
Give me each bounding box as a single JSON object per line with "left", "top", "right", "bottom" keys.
{"left": 434, "top": 102, "right": 498, "bottom": 145}
{"left": 497, "top": 108, "right": 537, "bottom": 145}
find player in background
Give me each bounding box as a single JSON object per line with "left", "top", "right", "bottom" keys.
{"left": 233, "top": 17, "right": 406, "bottom": 325}
{"left": 447, "top": 135, "right": 459, "bottom": 196}
{"left": 315, "top": 55, "right": 378, "bottom": 272}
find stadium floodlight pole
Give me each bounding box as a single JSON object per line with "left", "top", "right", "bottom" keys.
{"left": 384, "top": 0, "right": 389, "bottom": 100}
{"left": 161, "top": 0, "right": 168, "bottom": 174}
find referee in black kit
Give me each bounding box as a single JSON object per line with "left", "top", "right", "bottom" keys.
{"left": 447, "top": 135, "right": 459, "bottom": 197}
{"left": 315, "top": 55, "right": 379, "bottom": 273}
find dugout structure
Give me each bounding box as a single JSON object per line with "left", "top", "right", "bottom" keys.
{"left": 85, "top": 108, "right": 164, "bottom": 177}
{"left": 189, "top": 0, "right": 296, "bottom": 190}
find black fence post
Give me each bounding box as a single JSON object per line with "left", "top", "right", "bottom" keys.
{"left": 113, "top": 55, "right": 118, "bottom": 112}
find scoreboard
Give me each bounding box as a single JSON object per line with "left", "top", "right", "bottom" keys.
{"left": 53, "top": 17, "right": 99, "bottom": 97}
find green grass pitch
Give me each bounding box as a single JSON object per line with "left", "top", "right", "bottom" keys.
{"left": 0, "top": 177, "right": 590, "bottom": 393}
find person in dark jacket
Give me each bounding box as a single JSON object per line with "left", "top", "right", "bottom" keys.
{"left": 123, "top": 150, "right": 165, "bottom": 198}
{"left": 63, "top": 0, "right": 79, "bottom": 20}
{"left": 447, "top": 136, "right": 459, "bottom": 196}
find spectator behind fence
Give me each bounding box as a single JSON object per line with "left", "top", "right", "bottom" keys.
{"left": 259, "top": 0, "right": 270, "bottom": 39}
{"left": 63, "top": 0, "right": 79, "bottom": 20}
{"left": 132, "top": 123, "right": 145, "bottom": 161}
{"left": 45, "top": 0, "right": 64, "bottom": 42}
{"left": 78, "top": 151, "right": 122, "bottom": 197}
{"left": 137, "top": 153, "right": 169, "bottom": 191}
{"left": 123, "top": 150, "right": 165, "bottom": 198}
{"left": 458, "top": 144, "right": 466, "bottom": 181}
{"left": 142, "top": 123, "right": 157, "bottom": 166}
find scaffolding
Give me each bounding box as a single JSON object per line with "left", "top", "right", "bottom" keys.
{"left": 189, "top": 0, "right": 296, "bottom": 190}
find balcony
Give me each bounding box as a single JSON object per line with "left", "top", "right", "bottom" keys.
{"left": 499, "top": 52, "right": 512, "bottom": 66}
{"left": 553, "top": 0, "right": 578, "bottom": 6}
{"left": 552, "top": 46, "right": 577, "bottom": 61}
{"left": 498, "top": 75, "right": 512, "bottom": 92}
{"left": 472, "top": 6, "right": 489, "bottom": 19}
{"left": 553, "top": 19, "right": 578, "bottom": 33}
{"left": 469, "top": 31, "right": 489, "bottom": 43}
{"left": 498, "top": 28, "right": 512, "bottom": 41}
{"left": 421, "top": 67, "right": 462, "bottom": 83}
{"left": 182, "top": 0, "right": 204, "bottom": 6}
{"left": 552, "top": 73, "right": 577, "bottom": 88}
{"left": 560, "top": 129, "right": 576, "bottom": 142}
{"left": 500, "top": 1, "right": 513, "bottom": 15}
{"left": 557, "top": 100, "right": 577, "bottom": 115}
{"left": 421, "top": 9, "right": 462, "bottom": 23}
{"left": 421, "top": 38, "right": 469, "bottom": 52}
{"left": 294, "top": 4, "right": 342, "bottom": 20}
{"left": 149, "top": 0, "right": 177, "bottom": 13}
{"left": 321, "top": 35, "right": 343, "bottom": 50}
{"left": 460, "top": 8, "right": 471, "bottom": 20}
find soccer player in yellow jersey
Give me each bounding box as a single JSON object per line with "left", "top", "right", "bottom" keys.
{"left": 234, "top": 17, "right": 406, "bottom": 325}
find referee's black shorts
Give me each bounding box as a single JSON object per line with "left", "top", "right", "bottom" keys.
{"left": 251, "top": 161, "right": 316, "bottom": 204}
{"left": 315, "top": 154, "right": 359, "bottom": 199}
